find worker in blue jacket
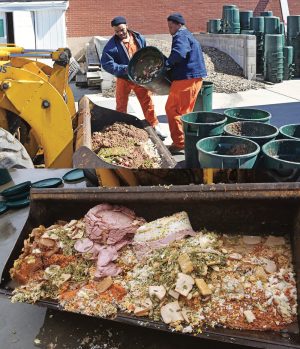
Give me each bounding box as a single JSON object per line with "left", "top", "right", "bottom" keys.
{"left": 101, "top": 16, "right": 167, "bottom": 139}
{"left": 165, "top": 13, "right": 207, "bottom": 153}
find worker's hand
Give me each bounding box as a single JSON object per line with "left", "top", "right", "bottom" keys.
{"left": 164, "top": 59, "right": 172, "bottom": 71}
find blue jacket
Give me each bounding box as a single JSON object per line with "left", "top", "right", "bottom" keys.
{"left": 101, "top": 30, "right": 145, "bottom": 78}
{"left": 166, "top": 28, "right": 207, "bottom": 80}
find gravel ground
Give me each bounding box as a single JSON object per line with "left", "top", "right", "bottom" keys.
{"left": 102, "top": 37, "right": 266, "bottom": 97}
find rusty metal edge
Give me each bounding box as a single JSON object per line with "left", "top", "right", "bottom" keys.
{"left": 28, "top": 182, "right": 300, "bottom": 201}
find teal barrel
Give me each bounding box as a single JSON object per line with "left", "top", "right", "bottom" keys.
{"left": 209, "top": 19, "right": 221, "bottom": 33}
{"left": 264, "top": 34, "right": 284, "bottom": 83}
{"left": 261, "top": 11, "right": 273, "bottom": 17}
{"left": 222, "top": 4, "right": 237, "bottom": 19}
{"left": 250, "top": 16, "right": 265, "bottom": 33}
{"left": 181, "top": 112, "right": 227, "bottom": 168}
{"left": 294, "top": 34, "right": 300, "bottom": 77}
{"left": 279, "top": 124, "right": 300, "bottom": 139}
{"left": 251, "top": 17, "right": 265, "bottom": 74}
{"left": 287, "top": 15, "right": 300, "bottom": 44}
{"left": 224, "top": 108, "right": 271, "bottom": 124}
{"left": 196, "top": 136, "right": 260, "bottom": 169}
{"left": 283, "top": 46, "right": 295, "bottom": 80}
{"left": 223, "top": 7, "right": 240, "bottom": 34}
{"left": 224, "top": 121, "right": 278, "bottom": 146}
{"left": 128, "top": 46, "right": 171, "bottom": 95}
{"left": 264, "top": 16, "right": 280, "bottom": 34}
{"left": 262, "top": 139, "right": 300, "bottom": 169}
{"left": 280, "top": 22, "right": 285, "bottom": 35}
{"left": 240, "top": 11, "right": 253, "bottom": 30}
{"left": 193, "top": 81, "right": 213, "bottom": 112}
{"left": 221, "top": 5, "right": 237, "bottom": 32}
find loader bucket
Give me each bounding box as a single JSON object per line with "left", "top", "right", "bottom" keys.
{"left": 73, "top": 96, "right": 176, "bottom": 169}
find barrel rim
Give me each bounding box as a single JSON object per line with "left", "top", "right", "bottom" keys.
{"left": 224, "top": 121, "right": 279, "bottom": 139}
{"left": 262, "top": 139, "right": 300, "bottom": 165}
{"left": 181, "top": 112, "right": 227, "bottom": 126}
{"left": 128, "top": 46, "right": 165, "bottom": 85}
{"left": 196, "top": 135, "right": 260, "bottom": 158}
{"left": 279, "top": 124, "right": 300, "bottom": 139}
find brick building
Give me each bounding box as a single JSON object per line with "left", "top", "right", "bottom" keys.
{"left": 66, "top": 0, "right": 300, "bottom": 38}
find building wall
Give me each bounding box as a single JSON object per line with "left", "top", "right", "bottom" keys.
{"left": 66, "top": 0, "right": 300, "bottom": 38}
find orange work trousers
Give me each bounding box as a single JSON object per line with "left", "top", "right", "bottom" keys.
{"left": 116, "top": 78, "right": 158, "bottom": 127}
{"left": 165, "top": 78, "right": 203, "bottom": 148}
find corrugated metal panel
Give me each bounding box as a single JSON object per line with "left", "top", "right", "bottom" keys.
{"left": 35, "top": 9, "right": 66, "bottom": 49}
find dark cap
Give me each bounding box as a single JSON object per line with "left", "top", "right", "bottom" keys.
{"left": 111, "top": 16, "right": 127, "bottom": 27}
{"left": 167, "top": 13, "right": 185, "bottom": 25}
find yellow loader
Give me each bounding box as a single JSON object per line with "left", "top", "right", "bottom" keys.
{"left": 0, "top": 44, "right": 75, "bottom": 168}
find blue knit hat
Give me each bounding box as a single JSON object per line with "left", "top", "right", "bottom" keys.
{"left": 167, "top": 13, "right": 185, "bottom": 25}
{"left": 111, "top": 16, "right": 127, "bottom": 27}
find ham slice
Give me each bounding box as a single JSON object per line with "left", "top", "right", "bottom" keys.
{"left": 85, "top": 204, "right": 145, "bottom": 244}
{"left": 82, "top": 204, "right": 146, "bottom": 278}
{"left": 74, "top": 238, "right": 94, "bottom": 253}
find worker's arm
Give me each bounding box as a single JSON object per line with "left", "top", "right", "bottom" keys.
{"left": 165, "top": 33, "right": 191, "bottom": 68}
{"left": 101, "top": 51, "right": 128, "bottom": 77}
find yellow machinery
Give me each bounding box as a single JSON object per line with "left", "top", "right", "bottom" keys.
{"left": 0, "top": 44, "right": 76, "bottom": 168}
{"left": 0, "top": 45, "right": 216, "bottom": 185}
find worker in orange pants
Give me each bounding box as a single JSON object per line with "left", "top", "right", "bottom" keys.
{"left": 166, "top": 78, "right": 203, "bottom": 150}
{"left": 116, "top": 78, "right": 157, "bottom": 127}
{"left": 165, "top": 13, "right": 207, "bottom": 153}
{"left": 101, "top": 16, "right": 167, "bottom": 139}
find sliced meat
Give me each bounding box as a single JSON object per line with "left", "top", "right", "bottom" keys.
{"left": 94, "top": 262, "right": 122, "bottom": 279}
{"left": 97, "top": 246, "right": 119, "bottom": 267}
{"left": 74, "top": 238, "right": 94, "bottom": 253}
{"left": 85, "top": 204, "right": 145, "bottom": 244}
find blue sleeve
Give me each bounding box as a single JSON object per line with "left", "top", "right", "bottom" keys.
{"left": 100, "top": 46, "right": 128, "bottom": 77}
{"left": 166, "top": 33, "right": 191, "bottom": 67}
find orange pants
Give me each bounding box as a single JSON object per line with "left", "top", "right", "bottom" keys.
{"left": 165, "top": 78, "right": 203, "bottom": 148}
{"left": 116, "top": 78, "right": 158, "bottom": 127}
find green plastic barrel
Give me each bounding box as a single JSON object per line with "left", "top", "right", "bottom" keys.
{"left": 224, "top": 108, "right": 271, "bottom": 124}
{"left": 262, "top": 139, "right": 300, "bottom": 169}
{"left": 0, "top": 169, "right": 12, "bottom": 185}
{"left": 193, "top": 81, "right": 213, "bottom": 112}
{"left": 196, "top": 136, "right": 260, "bottom": 169}
{"left": 294, "top": 34, "right": 300, "bottom": 77}
{"left": 209, "top": 19, "right": 221, "bottom": 33}
{"left": 261, "top": 11, "right": 273, "bottom": 17}
{"left": 181, "top": 112, "right": 227, "bottom": 168}
{"left": 283, "top": 46, "right": 295, "bottom": 80}
{"left": 224, "top": 121, "right": 278, "bottom": 146}
{"left": 128, "top": 46, "right": 170, "bottom": 95}
{"left": 223, "top": 8, "right": 240, "bottom": 34}
{"left": 222, "top": 4, "right": 237, "bottom": 19}
{"left": 240, "top": 11, "right": 253, "bottom": 30}
{"left": 280, "top": 22, "right": 285, "bottom": 35}
{"left": 279, "top": 124, "right": 300, "bottom": 140}
{"left": 250, "top": 16, "right": 265, "bottom": 33}
{"left": 264, "top": 16, "right": 280, "bottom": 34}
{"left": 264, "top": 34, "right": 284, "bottom": 83}
{"left": 287, "top": 16, "right": 300, "bottom": 43}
